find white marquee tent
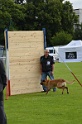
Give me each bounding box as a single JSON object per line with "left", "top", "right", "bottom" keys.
{"left": 58, "top": 40, "right": 82, "bottom": 62}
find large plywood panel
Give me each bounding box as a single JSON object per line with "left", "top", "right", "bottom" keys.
{"left": 8, "top": 31, "right": 44, "bottom": 95}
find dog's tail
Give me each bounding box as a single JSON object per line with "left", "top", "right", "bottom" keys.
{"left": 66, "top": 80, "right": 75, "bottom": 84}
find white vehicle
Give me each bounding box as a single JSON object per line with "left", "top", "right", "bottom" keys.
{"left": 46, "top": 46, "right": 59, "bottom": 61}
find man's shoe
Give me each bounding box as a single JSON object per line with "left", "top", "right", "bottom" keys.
{"left": 41, "top": 90, "right": 46, "bottom": 92}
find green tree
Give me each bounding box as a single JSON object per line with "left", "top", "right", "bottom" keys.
{"left": 24, "top": 0, "right": 63, "bottom": 45}
{"left": 0, "top": 0, "right": 78, "bottom": 46}
{"left": 61, "top": 1, "right": 78, "bottom": 34}
{"left": 51, "top": 31, "right": 72, "bottom": 46}
{"left": 4, "top": 0, "right": 26, "bottom": 30}
{"left": 0, "top": 0, "right": 26, "bottom": 45}
{"left": 0, "top": 0, "right": 12, "bottom": 45}
{"left": 24, "top": 0, "right": 78, "bottom": 46}
{"left": 14, "top": 0, "right": 25, "bottom": 4}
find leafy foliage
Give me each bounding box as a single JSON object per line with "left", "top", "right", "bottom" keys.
{"left": 51, "top": 31, "right": 72, "bottom": 46}
{"left": 0, "top": 0, "right": 78, "bottom": 46}
{"left": 61, "top": 1, "right": 78, "bottom": 34}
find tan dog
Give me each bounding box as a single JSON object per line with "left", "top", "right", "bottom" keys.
{"left": 41, "top": 79, "right": 75, "bottom": 94}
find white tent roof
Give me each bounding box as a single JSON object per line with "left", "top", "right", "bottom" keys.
{"left": 60, "top": 40, "right": 82, "bottom": 48}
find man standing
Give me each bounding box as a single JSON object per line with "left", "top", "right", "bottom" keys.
{"left": 0, "top": 59, "right": 7, "bottom": 124}
{"left": 40, "top": 49, "right": 56, "bottom": 92}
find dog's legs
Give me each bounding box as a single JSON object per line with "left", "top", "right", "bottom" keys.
{"left": 46, "top": 82, "right": 51, "bottom": 94}
{"left": 46, "top": 89, "right": 50, "bottom": 94}
{"left": 46, "top": 90, "right": 49, "bottom": 94}
{"left": 62, "top": 88, "right": 64, "bottom": 94}
{"left": 61, "top": 86, "right": 66, "bottom": 94}
{"left": 57, "top": 87, "right": 64, "bottom": 94}
{"left": 57, "top": 83, "right": 65, "bottom": 94}
{"left": 46, "top": 87, "right": 50, "bottom": 94}
{"left": 61, "top": 86, "right": 69, "bottom": 94}
{"left": 65, "top": 87, "right": 69, "bottom": 94}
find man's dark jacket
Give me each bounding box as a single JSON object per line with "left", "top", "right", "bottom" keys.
{"left": 0, "top": 59, "right": 7, "bottom": 101}
{"left": 40, "top": 55, "right": 54, "bottom": 72}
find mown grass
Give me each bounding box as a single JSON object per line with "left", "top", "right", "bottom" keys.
{"left": 4, "top": 62, "right": 82, "bottom": 124}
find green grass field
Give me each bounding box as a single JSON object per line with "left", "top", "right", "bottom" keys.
{"left": 4, "top": 62, "right": 82, "bottom": 124}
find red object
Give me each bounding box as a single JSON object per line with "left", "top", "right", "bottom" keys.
{"left": 6, "top": 80, "right": 11, "bottom": 100}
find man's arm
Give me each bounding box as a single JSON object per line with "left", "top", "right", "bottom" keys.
{"left": 51, "top": 56, "right": 55, "bottom": 74}
{"left": 0, "top": 60, "right": 7, "bottom": 89}
{"left": 51, "top": 64, "right": 54, "bottom": 74}
{"left": 40, "top": 56, "right": 43, "bottom": 74}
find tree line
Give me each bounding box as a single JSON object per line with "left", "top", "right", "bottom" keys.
{"left": 0, "top": 0, "right": 82, "bottom": 46}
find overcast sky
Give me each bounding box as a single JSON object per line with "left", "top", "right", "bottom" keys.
{"left": 65, "top": 0, "right": 82, "bottom": 9}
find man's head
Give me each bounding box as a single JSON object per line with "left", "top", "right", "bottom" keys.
{"left": 44, "top": 49, "right": 49, "bottom": 57}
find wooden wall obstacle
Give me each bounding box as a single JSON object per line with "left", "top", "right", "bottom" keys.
{"left": 5, "top": 30, "right": 44, "bottom": 96}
